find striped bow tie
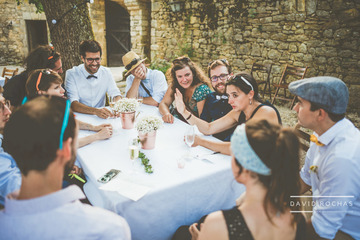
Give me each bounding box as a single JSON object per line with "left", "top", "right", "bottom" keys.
{"left": 310, "top": 134, "right": 324, "bottom": 146}
{"left": 216, "top": 95, "right": 228, "bottom": 100}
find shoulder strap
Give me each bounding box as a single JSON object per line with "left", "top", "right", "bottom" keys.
{"left": 249, "top": 103, "right": 265, "bottom": 119}
{"left": 140, "top": 81, "right": 152, "bottom": 97}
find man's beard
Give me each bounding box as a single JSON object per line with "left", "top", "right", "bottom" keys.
{"left": 85, "top": 63, "right": 100, "bottom": 74}
{"left": 215, "top": 82, "right": 226, "bottom": 94}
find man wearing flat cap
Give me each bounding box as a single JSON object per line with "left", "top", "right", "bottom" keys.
{"left": 123, "top": 51, "right": 168, "bottom": 106}
{"left": 289, "top": 76, "right": 360, "bottom": 240}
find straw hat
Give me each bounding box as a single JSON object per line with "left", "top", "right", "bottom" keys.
{"left": 122, "top": 51, "right": 147, "bottom": 77}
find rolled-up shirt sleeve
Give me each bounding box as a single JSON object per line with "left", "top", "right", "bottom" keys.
{"left": 151, "top": 71, "right": 168, "bottom": 103}
{"left": 65, "top": 69, "right": 80, "bottom": 103}
{"left": 311, "top": 155, "right": 360, "bottom": 239}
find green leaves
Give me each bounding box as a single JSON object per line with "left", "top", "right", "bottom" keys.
{"left": 139, "top": 152, "right": 154, "bottom": 174}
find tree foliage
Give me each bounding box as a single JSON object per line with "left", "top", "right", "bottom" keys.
{"left": 16, "top": 0, "right": 95, "bottom": 72}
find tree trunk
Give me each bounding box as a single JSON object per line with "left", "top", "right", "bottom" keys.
{"left": 40, "top": 0, "right": 94, "bottom": 72}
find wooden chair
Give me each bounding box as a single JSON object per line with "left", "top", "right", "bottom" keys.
{"left": 2, "top": 67, "right": 19, "bottom": 79}
{"left": 271, "top": 65, "right": 307, "bottom": 109}
{"left": 294, "top": 123, "right": 311, "bottom": 152}
{"left": 251, "top": 62, "right": 273, "bottom": 100}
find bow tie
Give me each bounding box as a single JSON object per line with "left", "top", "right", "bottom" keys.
{"left": 215, "top": 95, "right": 228, "bottom": 100}
{"left": 310, "top": 134, "right": 324, "bottom": 146}
{"left": 87, "top": 75, "right": 97, "bottom": 79}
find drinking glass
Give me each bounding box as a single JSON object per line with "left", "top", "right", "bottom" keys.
{"left": 184, "top": 125, "right": 195, "bottom": 157}
{"left": 137, "top": 91, "right": 143, "bottom": 106}
{"left": 128, "top": 138, "right": 140, "bottom": 173}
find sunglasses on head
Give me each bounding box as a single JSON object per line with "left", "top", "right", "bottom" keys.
{"left": 125, "top": 58, "right": 140, "bottom": 71}
{"left": 208, "top": 59, "right": 228, "bottom": 67}
{"left": 21, "top": 96, "right": 71, "bottom": 150}
{"left": 48, "top": 47, "right": 55, "bottom": 60}
{"left": 172, "top": 56, "right": 191, "bottom": 64}
{"left": 36, "top": 69, "right": 52, "bottom": 92}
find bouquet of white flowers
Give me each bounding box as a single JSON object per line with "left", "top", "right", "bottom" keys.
{"left": 114, "top": 98, "right": 139, "bottom": 113}
{"left": 136, "top": 115, "right": 163, "bottom": 134}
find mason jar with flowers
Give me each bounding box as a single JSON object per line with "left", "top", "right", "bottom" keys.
{"left": 136, "top": 116, "right": 163, "bottom": 149}
{"left": 115, "top": 98, "right": 139, "bottom": 129}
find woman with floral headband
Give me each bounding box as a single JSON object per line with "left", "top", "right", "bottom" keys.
{"left": 175, "top": 72, "right": 281, "bottom": 155}
{"left": 185, "top": 120, "right": 306, "bottom": 240}
{"left": 159, "top": 56, "right": 212, "bottom": 123}
{"left": 26, "top": 69, "right": 113, "bottom": 148}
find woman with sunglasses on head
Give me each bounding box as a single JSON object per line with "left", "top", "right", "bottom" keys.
{"left": 188, "top": 120, "right": 306, "bottom": 240}
{"left": 175, "top": 72, "right": 281, "bottom": 155}
{"left": 25, "top": 69, "right": 113, "bottom": 148}
{"left": 159, "top": 56, "right": 212, "bottom": 123}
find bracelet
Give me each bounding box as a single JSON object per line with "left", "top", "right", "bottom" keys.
{"left": 186, "top": 113, "right": 192, "bottom": 121}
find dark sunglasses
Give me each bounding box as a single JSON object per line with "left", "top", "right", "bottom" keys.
{"left": 35, "top": 69, "right": 52, "bottom": 92}
{"left": 48, "top": 47, "right": 55, "bottom": 60}
{"left": 125, "top": 58, "right": 140, "bottom": 70}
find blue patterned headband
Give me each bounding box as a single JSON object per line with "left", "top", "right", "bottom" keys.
{"left": 231, "top": 124, "right": 271, "bottom": 176}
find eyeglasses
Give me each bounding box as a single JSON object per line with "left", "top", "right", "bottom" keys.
{"left": 85, "top": 58, "right": 101, "bottom": 63}
{"left": 210, "top": 73, "right": 229, "bottom": 82}
{"left": 208, "top": 59, "right": 228, "bottom": 67}
{"left": 21, "top": 96, "right": 71, "bottom": 150}
{"left": 172, "top": 56, "right": 191, "bottom": 64}
{"left": 36, "top": 69, "right": 52, "bottom": 92}
{"left": 0, "top": 100, "right": 11, "bottom": 112}
{"left": 125, "top": 58, "right": 140, "bottom": 70}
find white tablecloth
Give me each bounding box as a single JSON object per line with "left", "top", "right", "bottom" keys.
{"left": 76, "top": 105, "right": 245, "bottom": 240}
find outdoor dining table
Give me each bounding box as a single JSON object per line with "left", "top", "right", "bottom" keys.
{"left": 76, "top": 104, "right": 245, "bottom": 240}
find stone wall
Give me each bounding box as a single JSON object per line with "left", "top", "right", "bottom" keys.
{"left": 151, "top": 0, "right": 360, "bottom": 113}
{"left": 0, "top": 0, "right": 46, "bottom": 65}
{"left": 90, "top": 0, "right": 108, "bottom": 66}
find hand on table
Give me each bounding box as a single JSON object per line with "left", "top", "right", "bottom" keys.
{"left": 93, "top": 123, "right": 112, "bottom": 132}
{"left": 174, "top": 88, "right": 186, "bottom": 116}
{"left": 162, "top": 113, "right": 174, "bottom": 124}
{"left": 96, "top": 108, "right": 113, "bottom": 119}
{"left": 96, "top": 125, "right": 113, "bottom": 140}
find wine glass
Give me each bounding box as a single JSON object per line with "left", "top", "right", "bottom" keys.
{"left": 184, "top": 125, "right": 195, "bottom": 157}
{"left": 128, "top": 138, "right": 140, "bottom": 173}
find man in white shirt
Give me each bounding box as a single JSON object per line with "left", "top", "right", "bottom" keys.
{"left": 289, "top": 77, "right": 360, "bottom": 240}
{"left": 123, "top": 51, "right": 167, "bottom": 106}
{"left": 65, "top": 40, "right": 122, "bottom": 118}
{"left": 0, "top": 96, "right": 131, "bottom": 239}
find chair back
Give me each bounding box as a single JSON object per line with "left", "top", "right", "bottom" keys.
{"left": 251, "top": 62, "right": 273, "bottom": 99}
{"left": 272, "top": 64, "right": 307, "bottom": 108}
{"left": 2, "top": 67, "right": 19, "bottom": 78}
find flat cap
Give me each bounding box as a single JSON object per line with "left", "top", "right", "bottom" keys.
{"left": 289, "top": 76, "right": 349, "bottom": 114}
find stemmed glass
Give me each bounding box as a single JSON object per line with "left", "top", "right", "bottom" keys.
{"left": 128, "top": 138, "right": 140, "bottom": 173}
{"left": 136, "top": 91, "right": 143, "bottom": 118}
{"left": 184, "top": 125, "right": 195, "bottom": 158}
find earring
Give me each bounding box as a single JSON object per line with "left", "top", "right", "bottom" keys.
{"left": 249, "top": 99, "right": 252, "bottom": 105}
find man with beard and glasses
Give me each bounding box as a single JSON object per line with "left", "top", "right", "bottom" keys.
{"left": 200, "top": 59, "right": 235, "bottom": 141}
{"left": 0, "top": 96, "right": 131, "bottom": 239}
{"left": 65, "top": 40, "right": 122, "bottom": 119}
